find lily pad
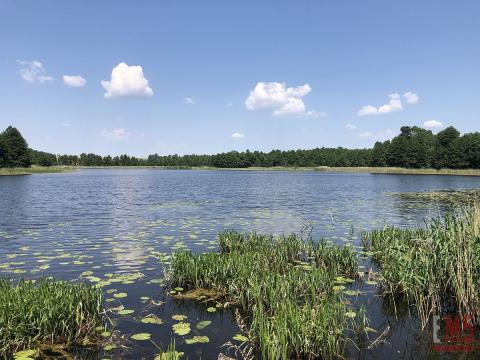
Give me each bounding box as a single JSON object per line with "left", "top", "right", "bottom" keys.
{"left": 141, "top": 314, "right": 163, "bottom": 324}
{"left": 113, "top": 292, "right": 127, "bottom": 299}
{"left": 14, "top": 349, "right": 37, "bottom": 359}
{"left": 118, "top": 309, "right": 134, "bottom": 315}
{"left": 206, "top": 307, "right": 216, "bottom": 313}
{"left": 172, "top": 314, "right": 187, "bottom": 321}
{"left": 185, "top": 336, "right": 209, "bottom": 344}
{"left": 196, "top": 320, "right": 211, "bottom": 330}
{"left": 233, "top": 333, "right": 248, "bottom": 342}
{"left": 131, "top": 333, "right": 152, "bottom": 341}
{"left": 172, "top": 322, "right": 191, "bottom": 336}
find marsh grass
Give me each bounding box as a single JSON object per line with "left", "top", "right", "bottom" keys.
{"left": 0, "top": 166, "right": 76, "bottom": 176}
{"left": 363, "top": 204, "right": 480, "bottom": 326}
{"left": 0, "top": 278, "right": 102, "bottom": 357}
{"left": 387, "top": 189, "right": 480, "bottom": 204}
{"left": 169, "top": 231, "right": 359, "bottom": 359}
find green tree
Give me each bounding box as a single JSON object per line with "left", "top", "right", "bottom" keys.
{"left": 0, "top": 126, "right": 31, "bottom": 168}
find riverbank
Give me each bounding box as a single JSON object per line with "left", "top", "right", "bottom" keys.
{"left": 81, "top": 166, "right": 480, "bottom": 176}
{"left": 0, "top": 166, "right": 77, "bottom": 176}
{"left": 3, "top": 165, "right": 480, "bottom": 176}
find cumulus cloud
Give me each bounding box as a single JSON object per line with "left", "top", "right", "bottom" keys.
{"left": 402, "top": 91, "right": 419, "bottom": 104}
{"left": 183, "top": 97, "right": 195, "bottom": 105}
{"left": 101, "top": 62, "right": 153, "bottom": 99}
{"left": 17, "top": 60, "right": 54, "bottom": 83}
{"left": 245, "top": 82, "right": 320, "bottom": 117}
{"left": 359, "top": 129, "right": 394, "bottom": 140}
{"left": 423, "top": 120, "right": 444, "bottom": 129}
{"left": 345, "top": 123, "right": 357, "bottom": 130}
{"left": 63, "top": 75, "right": 86, "bottom": 88}
{"left": 100, "top": 128, "right": 130, "bottom": 140}
{"left": 358, "top": 91, "right": 419, "bottom": 116}
{"left": 60, "top": 122, "right": 72, "bottom": 127}
{"left": 358, "top": 93, "right": 403, "bottom": 116}
{"left": 231, "top": 132, "right": 245, "bottom": 139}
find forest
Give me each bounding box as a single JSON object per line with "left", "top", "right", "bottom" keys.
{"left": 1, "top": 125, "right": 479, "bottom": 169}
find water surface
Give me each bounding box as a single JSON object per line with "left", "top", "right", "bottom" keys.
{"left": 1, "top": 169, "right": 479, "bottom": 359}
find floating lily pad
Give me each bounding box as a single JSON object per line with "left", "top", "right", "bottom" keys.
{"left": 206, "top": 307, "right": 216, "bottom": 313}
{"left": 233, "top": 334, "right": 248, "bottom": 342}
{"left": 13, "top": 349, "right": 37, "bottom": 359}
{"left": 185, "top": 335, "right": 209, "bottom": 344}
{"left": 101, "top": 331, "right": 111, "bottom": 337}
{"left": 141, "top": 314, "right": 163, "bottom": 324}
{"left": 172, "top": 314, "right": 187, "bottom": 321}
{"left": 172, "top": 322, "right": 191, "bottom": 336}
{"left": 131, "top": 333, "right": 151, "bottom": 341}
{"left": 113, "top": 292, "right": 127, "bottom": 299}
{"left": 196, "top": 320, "right": 211, "bottom": 330}
{"left": 118, "top": 309, "right": 134, "bottom": 315}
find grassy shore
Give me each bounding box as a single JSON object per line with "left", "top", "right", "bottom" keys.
{"left": 0, "top": 278, "right": 102, "bottom": 357}
{"left": 0, "top": 166, "right": 76, "bottom": 176}
{"left": 169, "top": 231, "right": 361, "bottom": 359}
{"left": 82, "top": 165, "right": 480, "bottom": 176}
{"left": 362, "top": 204, "right": 480, "bottom": 326}
{"left": 3, "top": 165, "right": 479, "bottom": 176}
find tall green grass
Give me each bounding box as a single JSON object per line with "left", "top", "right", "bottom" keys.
{"left": 0, "top": 278, "right": 102, "bottom": 356}
{"left": 363, "top": 204, "right": 480, "bottom": 326}
{"left": 169, "top": 231, "right": 359, "bottom": 359}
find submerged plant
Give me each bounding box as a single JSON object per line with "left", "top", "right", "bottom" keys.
{"left": 0, "top": 278, "right": 102, "bottom": 357}
{"left": 363, "top": 204, "right": 480, "bottom": 326}
{"left": 168, "top": 231, "right": 359, "bottom": 359}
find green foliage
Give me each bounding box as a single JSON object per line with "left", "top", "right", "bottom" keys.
{"left": 169, "top": 231, "right": 359, "bottom": 359}
{"left": 0, "top": 126, "right": 31, "bottom": 168}
{"left": 363, "top": 204, "right": 480, "bottom": 326}
{"left": 2, "top": 124, "right": 479, "bottom": 169}
{"left": 0, "top": 278, "right": 102, "bottom": 357}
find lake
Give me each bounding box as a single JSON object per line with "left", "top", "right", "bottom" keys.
{"left": 1, "top": 169, "right": 479, "bottom": 359}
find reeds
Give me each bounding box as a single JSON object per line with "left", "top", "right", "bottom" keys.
{"left": 0, "top": 278, "right": 102, "bottom": 356}
{"left": 169, "top": 231, "right": 359, "bottom": 359}
{"left": 363, "top": 204, "right": 480, "bottom": 326}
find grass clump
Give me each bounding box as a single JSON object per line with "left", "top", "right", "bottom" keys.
{"left": 0, "top": 278, "right": 102, "bottom": 357}
{"left": 169, "top": 231, "right": 359, "bottom": 359}
{"left": 363, "top": 204, "right": 480, "bottom": 326}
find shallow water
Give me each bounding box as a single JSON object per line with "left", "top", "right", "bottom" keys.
{"left": 1, "top": 169, "right": 479, "bottom": 359}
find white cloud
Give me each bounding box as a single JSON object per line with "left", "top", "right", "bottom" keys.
{"left": 423, "top": 120, "right": 444, "bottom": 129}
{"left": 345, "top": 123, "right": 357, "bottom": 130}
{"left": 359, "top": 129, "right": 394, "bottom": 140}
{"left": 245, "top": 82, "right": 320, "bottom": 117}
{"left": 403, "top": 91, "right": 419, "bottom": 104}
{"left": 359, "top": 132, "right": 374, "bottom": 138}
{"left": 17, "top": 60, "right": 54, "bottom": 83}
{"left": 183, "top": 97, "right": 195, "bottom": 105}
{"left": 231, "top": 132, "right": 245, "bottom": 139}
{"left": 224, "top": 102, "right": 233, "bottom": 107}
{"left": 100, "top": 128, "right": 130, "bottom": 140}
{"left": 60, "top": 122, "right": 72, "bottom": 127}
{"left": 101, "top": 62, "right": 153, "bottom": 99}
{"left": 63, "top": 75, "right": 86, "bottom": 88}
{"left": 358, "top": 93, "right": 403, "bottom": 116}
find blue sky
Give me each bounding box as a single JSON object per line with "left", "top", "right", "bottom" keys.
{"left": 0, "top": 0, "right": 478, "bottom": 156}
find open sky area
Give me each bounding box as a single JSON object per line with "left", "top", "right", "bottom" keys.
{"left": 0, "top": 0, "right": 478, "bottom": 156}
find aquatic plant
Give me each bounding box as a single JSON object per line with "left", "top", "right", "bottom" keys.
{"left": 169, "top": 231, "right": 359, "bottom": 359}
{"left": 363, "top": 204, "right": 480, "bottom": 326}
{"left": 0, "top": 278, "right": 102, "bottom": 357}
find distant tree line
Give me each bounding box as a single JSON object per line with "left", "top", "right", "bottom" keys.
{"left": 1, "top": 125, "right": 479, "bottom": 169}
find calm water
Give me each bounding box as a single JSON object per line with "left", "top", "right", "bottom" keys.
{"left": 1, "top": 169, "right": 479, "bottom": 359}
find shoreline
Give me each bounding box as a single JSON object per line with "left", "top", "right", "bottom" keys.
{"left": 2, "top": 166, "right": 480, "bottom": 176}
